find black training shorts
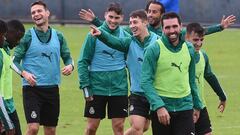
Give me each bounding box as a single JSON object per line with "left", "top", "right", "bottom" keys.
{"left": 129, "top": 93, "right": 150, "bottom": 119}
{"left": 195, "top": 107, "right": 212, "bottom": 135}
{"left": 84, "top": 95, "right": 128, "bottom": 119}
{"left": 151, "top": 109, "right": 195, "bottom": 135}
{"left": 23, "top": 86, "right": 60, "bottom": 126}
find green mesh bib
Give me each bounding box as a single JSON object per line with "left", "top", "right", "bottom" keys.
{"left": 153, "top": 39, "right": 191, "bottom": 98}
{"left": 0, "top": 48, "right": 12, "bottom": 99}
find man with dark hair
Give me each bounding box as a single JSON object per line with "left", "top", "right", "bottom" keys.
{"left": 90, "top": 9, "right": 159, "bottom": 135}
{"left": 145, "top": 0, "right": 165, "bottom": 35}
{"left": 12, "top": 1, "right": 74, "bottom": 135}
{"left": 6, "top": 20, "right": 25, "bottom": 49}
{"left": 186, "top": 22, "right": 227, "bottom": 135}
{"left": 141, "top": 12, "right": 202, "bottom": 135}
{"left": 0, "top": 19, "right": 25, "bottom": 135}
{"left": 78, "top": 2, "right": 129, "bottom": 135}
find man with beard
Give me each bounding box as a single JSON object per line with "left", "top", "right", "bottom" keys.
{"left": 145, "top": 0, "right": 165, "bottom": 35}
{"left": 78, "top": 2, "right": 129, "bottom": 135}
{"left": 141, "top": 12, "right": 202, "bottom": 135}
{"left": 89, "top": 10, "right": 159, "bottom": 135}
{"left": 0, "top": 19, "right": 25, "bottom": 135}
{"left": 185, "top": 23, "right": 227, "bottom": 135}
{"left": 12, "top": 1, "right": 74, "bottom": 135}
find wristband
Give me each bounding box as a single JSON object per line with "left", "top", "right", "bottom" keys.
{"left": 83, "top": 87, "right": 90, "bottom": 98}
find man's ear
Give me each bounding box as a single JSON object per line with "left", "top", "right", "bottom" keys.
{"left": 143, "top": 19, "right": 148, "bottom": 26}
{"left": 46, "top": 9, "right": 50, "bottom": 17}
{"left": 180, "top": 23, "right": 183, "bottom": 30}
{"left": 104, "top": 12, "right": 108, "bottom": 19}
{"left": 120, "top": 15, "right": 124, "bottom": 23}
{"left": 185, "top": 31, "right": 191, "bottom": 41}
{"left": 185, "top": 34, "right": 189, "bottom": 40}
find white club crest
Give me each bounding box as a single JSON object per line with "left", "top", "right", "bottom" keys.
{"left": 31, "top": 111, "right": 37, "bottom": 119}
{"left": 129, "top": 105, "right": 134, "bottom": 112}
{"left": 89, "top": 107, "right": 95, "bottom": 114}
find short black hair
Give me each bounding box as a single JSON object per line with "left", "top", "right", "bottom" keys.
{"left": 145, "top": 0, "right": 165, "bottom": 14}
{"left": 106, "top": 2, "right": 123, "bottom": 15}
{"left": 31, "top": 0, "right": 48, "bottom": 10}
{"left": 161, "top": 12, "right": 181, "bottom": 27}
{"left": 7, "top": 20, "right": 25, "bottom": 34}
{"left": 0, "top": 20, "right": 7, "bottom": 34}
{"left": 130, "top": 9, "right": 147, "bottom": 21}
{"left": 186, "top": 23, "right": 205, "bottom": 37}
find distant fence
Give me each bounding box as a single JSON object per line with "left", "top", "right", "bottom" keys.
{"left": 0, "top": 0, "right": 239, "bottom": 27}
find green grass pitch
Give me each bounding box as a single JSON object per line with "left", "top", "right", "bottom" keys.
{"left": 12, "top": 24, "right": 240, "bottom": 135}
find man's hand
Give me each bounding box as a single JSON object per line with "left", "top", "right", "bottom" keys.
{"left": 62, "top": 64, "right": 73, "bottom": 76}
{"left": 5, "top": 128, "right": 15, "bottom": 135}
{"left": 85, "top": 96, "right": 94, "bottom": 102}
{"left": 156, "top": 107, "right": 171, "bottom": 126}
{"left": 193, "top": 109, "right": 200, "bottom": 123}
{"left": 218, "top": 100, "right": 226, "bottom": 113}
{"left": 90, "top": 25, "right": 101, "bottom": 36}
{"left": 221, "top": 15, "right": 236, "bottom": 29}
{"left": 21, "top": 70, "right": 36, "bottom": 86}
{"left": 79, "top": 9, "right": 96, "bottom": 22}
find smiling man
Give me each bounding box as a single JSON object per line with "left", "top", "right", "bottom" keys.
{"left": 141, "top": 12, "right": 202, "bottom": 135}
{"left": 185, "top": 22, "right": 227, "bottom": 135}
{"left": 78, "top": 2, "right": 130, "bottom": 135}
{"left": 12, "top": 1, "right": 74, "bottom": 135}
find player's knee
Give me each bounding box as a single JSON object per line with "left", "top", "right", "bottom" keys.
{"left": 27, "top": 124, "right": 39, "bottom": 135}
{"left": 112, "top": 120, "right": 124, "bottom": 132}
{"left": 130, "top": 120, "right": 149, "bottom": 133}
{"left": 85, "top": 127, "right": 97, "bottom": 134}
{"left": 132, "top": 124, "right": 144, "bottom": 133}
{"left": 44, "top": 126, "right": 56, "bottom": 135}
{"left": 85, "top": 123, "right": 99, "bottom": 133}
{"left": 143, "top": 124, "right": 150, "bottom": 132}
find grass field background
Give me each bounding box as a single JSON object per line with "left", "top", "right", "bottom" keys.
{"left": 12, "top": 24, "right": 240, "bottom": 135}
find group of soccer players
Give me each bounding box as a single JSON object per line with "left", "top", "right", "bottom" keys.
{"left": 0, "top": 0, "right": 236, "bottom": 135}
